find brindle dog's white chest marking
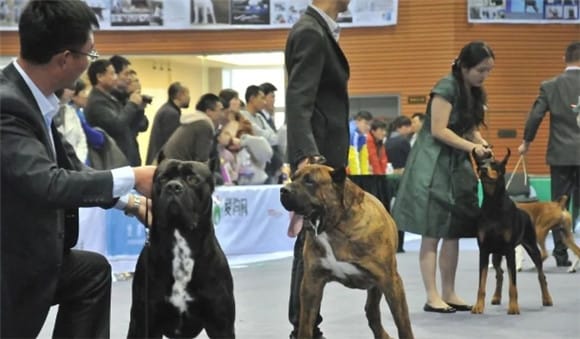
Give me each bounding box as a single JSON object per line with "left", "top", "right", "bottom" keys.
{"left": 316, "top": 232, "right": 362, "bottom": 279}
{"left": 168, "top": 229, "right": 194, "bottom": 313}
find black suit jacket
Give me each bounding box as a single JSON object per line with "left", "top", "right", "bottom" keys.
{"left": 523, "top": 69, "right": 580, "bottom": 166}
{"left": 146, "top": 100, "right": 181, "bottom": 164}
{"left": 385, "top": 134, "right": 411, "bottom": 169}
{"left": 85, "top": 87, "right": 141, "bottom": 166}
{"left": 285, "top": 6, "right": 350, "bottom": 170}
{"left": 0, "top": 63, "right": 117, "bottom": 336}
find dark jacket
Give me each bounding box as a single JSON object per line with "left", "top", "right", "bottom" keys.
{"left": 385, "top": 133, "right": 411, "bottom": 169}
{"left": 146, "top": 100, "right": 181, "bottom": 164}
{"left": 523, "top": 68, "right": 580, "bottom": 166}
{"left": 112, "top": 89, "right": 148, "bottom": 165}
{"left": 85, "top": 87, "right": 141, "bottom": 166}
{"left": 0, "top": 63, "right": 117, "bottom": 337}
{"left": 285, "top": 6, "right": 350, "bottom": 171}
{"left": 160, "top": 111, "right": 215, "bottom": 163}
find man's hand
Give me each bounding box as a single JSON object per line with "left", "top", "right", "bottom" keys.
{"left": 135, "top": 197, "right": 153, "bottom": 227}
{"left": 518, "top": 141, "right": 530, "bottom": 155}
{"left": 133, "top": 166, "right": 156, "bottom": 198}
{"left": 129, "top": 91, "right": 143, "bottom": 106}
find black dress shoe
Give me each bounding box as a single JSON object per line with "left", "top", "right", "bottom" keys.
{"left": 289, "top": 331, "right": 326, "bottom": 339}
{"left": 423, "top": 303, "right": 456, "bottom": 313}
{"left": 445, "top": 302, "right": 473, "bottom": 311}
{"left": 555, "top": 258, "right": 572, "bottom": 267}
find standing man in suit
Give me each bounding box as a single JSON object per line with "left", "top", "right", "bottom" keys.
{"left": 285, "top": 0, "right": 351, "bottom": 338}
{"left": 0, "top": 1, "right": 155, "bottom": 338}
{"left": 518, "top": 41, "right": 580, "bottom": 267}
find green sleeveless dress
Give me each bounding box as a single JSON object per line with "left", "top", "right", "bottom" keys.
{"left": 392, "top": 75, "right": 479, "bottom": 239}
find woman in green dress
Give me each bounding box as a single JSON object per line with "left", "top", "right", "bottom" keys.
{"left": 392, "top": 41, "right": 495, "bottom": 313}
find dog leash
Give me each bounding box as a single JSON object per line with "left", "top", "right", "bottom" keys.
{"left": 505, "top": 155, "right": 528, "bottom": 190}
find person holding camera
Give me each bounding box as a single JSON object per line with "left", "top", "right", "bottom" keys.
{"left": 85, "top": 59, "right": 142, "bottom": 167}
{"left": 109, "top": 55, "right": 149, "bottom": 166}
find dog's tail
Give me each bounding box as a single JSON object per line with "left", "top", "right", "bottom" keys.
{"left": 556, "top": 195, "right": 569, "bottom": 210}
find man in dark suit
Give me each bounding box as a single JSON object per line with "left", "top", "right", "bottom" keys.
{"left": 285, "top": 0, "right": 351, "bottom": 338}
{"left": 146, "top": 82, "right": 190, "bottom": 164}
{"left": 0, "top": 1, "right": 155, "bottom": 338}
{"left": 518, "top": 41, "right": 580, "bottom": 267}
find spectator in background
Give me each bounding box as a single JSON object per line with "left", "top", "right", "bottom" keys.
{"left": 410, "top": 112, "right": 425, "bottom": 147}
{"left": 367, "top": 119, "right": 388, "bottom": 175}
{"left": 385, "top": 115, "right": 413, "bottom": 171}
{"left": 108, "top": 55, "right": 147, "bottom": 165}
{"left": 259, "top": 82, "right": 278, "bottom": 131}
{"left": 241, "top": 85, "right": 281, "bottom": 183}
{"left": 54, "top": 87, "right": 89, "bottom": 163}
{"left": 85, "top": 59, "right": 140, "bottom": 166}
{"left": 348, "top": 110, "right": 373, "bottom": 174}
{"left": 160, "top": 93, "right": 223, "bottom": 166}
{"left": 146, "top": 82, "right": 190, "bottom": 164}
{"left": 219, "top": 88, "right": 242, "bottom": 115}
{"left": 217, "top": 111, "right": 273, "bottom": 185}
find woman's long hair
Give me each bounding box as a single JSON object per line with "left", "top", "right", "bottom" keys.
{"left": 451, "top": 41, "right": 495, "bottom": 129}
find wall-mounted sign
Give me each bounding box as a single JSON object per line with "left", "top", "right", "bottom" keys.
{"left": 407, "top": 95, "right": 427, "bottom": 105}
{"left": 468, "top": 0, "right": 579, "bottom": 24}
{"left": 0, "top": 0, "right": 399, "bottom": 31}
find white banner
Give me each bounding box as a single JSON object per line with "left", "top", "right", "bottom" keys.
{"left": 0, "top": 0, "right": 398, "bottom": 31}
{"left": 468, "top": 0, "right": 580, "bottom": 24}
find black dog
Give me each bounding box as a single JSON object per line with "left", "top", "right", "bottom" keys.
{"left": 471, "top": 148, "right": 552, "bottom": 315}
{"left": 128, "top": 160, "right": 235, "bottom": 338}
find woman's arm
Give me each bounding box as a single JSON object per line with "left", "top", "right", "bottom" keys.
{"left": 430, "top": 95, "right": 489, "bottom": 157}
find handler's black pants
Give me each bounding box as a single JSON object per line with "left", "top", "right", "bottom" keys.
{"left": 289, "top": 228, "right": 323, "bottom": 337}
{"left": 550, "top": 165, "right": 580, "bottom": 263}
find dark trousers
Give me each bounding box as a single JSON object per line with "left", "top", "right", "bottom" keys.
{"left": 289, "top": 228, "right": 323, "bottom": 336}
{"left": 550, "top": 165, "right": 580, "bottom": 260}
{"left": 1, "top": 250, "right": 111, "bottom": 338}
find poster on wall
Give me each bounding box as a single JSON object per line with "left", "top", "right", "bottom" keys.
{"left": 468, "top": 0, "right": 580, "bottom": 23}
{"left": 0, "top": 0, "right": 398, "bottom": 31}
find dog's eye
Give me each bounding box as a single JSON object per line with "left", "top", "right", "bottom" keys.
{"left": 186, "top": 174, "right": 199, "bottom": 185}
{"left": 303, "top": 175, "right": 315, "bottom": 186}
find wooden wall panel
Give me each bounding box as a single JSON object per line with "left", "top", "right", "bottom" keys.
{"left": 1, "top": 1, "right": 577, "bottom": 174}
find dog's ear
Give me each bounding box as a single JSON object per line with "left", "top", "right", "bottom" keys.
{"left": 331, "top": 166, "right": 347, "bottom": 184}
{"left": 500, "top": 147, "right": 511, "bottom": 168}
{"left": 155, "top": 149, "right": 166, "bottom": 165}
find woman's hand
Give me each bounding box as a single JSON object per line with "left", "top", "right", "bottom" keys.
{"left": 473, "top": 143, "right": 492, "bottom": 159}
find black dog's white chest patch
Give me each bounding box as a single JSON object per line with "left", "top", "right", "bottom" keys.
{"left": 168, "top": 229, "right": 194, "bottom": 313}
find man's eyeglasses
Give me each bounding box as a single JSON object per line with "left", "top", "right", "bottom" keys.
{"left": 69, "top": 49, "right": 99, "bottom": 61}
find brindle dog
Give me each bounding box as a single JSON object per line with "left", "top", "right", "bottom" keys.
{"left": 280, "top": 164, "right": 414, "bottom": 339}
{"left": 472, "top": 149, "right": 552, "bottom": 315}
{"left": 127, "top": 160, "right": 235, "bottom": 339}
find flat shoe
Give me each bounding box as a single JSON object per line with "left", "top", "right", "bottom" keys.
{"left": 423, "top": 303, "right": 456, "bottom": 313}
{"left": 445, "top": 302, "right": 473, "bottom": 311}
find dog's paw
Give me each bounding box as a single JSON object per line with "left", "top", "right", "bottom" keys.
{"left": 543, "top": 298, "right": 553, "bottom": 306}
{"left": 491, "top": 297, "right": 501, "bottom": 305}
{"left": 507, "top": 304, "right": 520, "bottom": 315}
{"left": 471, "top": 303, "right": 485, "bottom": 314}
{"left": 567, "top": 267, "right": 577, "bottom": 273}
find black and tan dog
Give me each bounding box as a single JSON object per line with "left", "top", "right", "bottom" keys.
{"left": 127, "top": 160, "right": 235, "bottom": 339}
{"left": 280, "top": 164, "right": 414, "bottom": 339}
{"left": 472, "top": 149, "right": 552, "bottom": 315}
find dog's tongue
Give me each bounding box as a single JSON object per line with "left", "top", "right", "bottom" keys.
{"left": 287, "top": 212, "right": 303, "bottom": 238}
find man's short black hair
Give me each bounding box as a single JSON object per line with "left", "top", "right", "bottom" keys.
{"left": 565, "top": 41, "right": 580, "bottom": 63}
{"left": 219, "top": 88, "right": 239, "bottom": 109}
{"left": 109, "top": 55, "right": 131, "bottom": 74}
{"left": 196, "top": 93, "right": 221, "bottom": 112}
{"left": 245, "top": 85, "right": 262, "bottom": 104}
{"left": 74, "top": 79, "right": 87, "bottom": 96}
{"left": 87, "top": 59, "right": 112, "bottom": 86}
{"left": 168, "top": 82, "right": 185, "bottom": 101}
{"left": 259, "top": 82, "right": 277, "bottom": 95}
{"left": 19, "top": 0, "right": 99, "bottom": 64}
{"left": 371, "top": 119, "right": 387, "bottom": 131}
{"left": 390, "top": 115, "right": 412, "bottom": 130}
{"left": 355, "top": 110, "right": 373, "bottom": 121}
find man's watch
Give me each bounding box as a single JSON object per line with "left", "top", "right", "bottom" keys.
{"left": 125, "top": 195, "right": 142, "bottom": 216}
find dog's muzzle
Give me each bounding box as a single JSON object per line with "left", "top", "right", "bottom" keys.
{"left": 280, "top": 186, "right": 297, "bottom": 212}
